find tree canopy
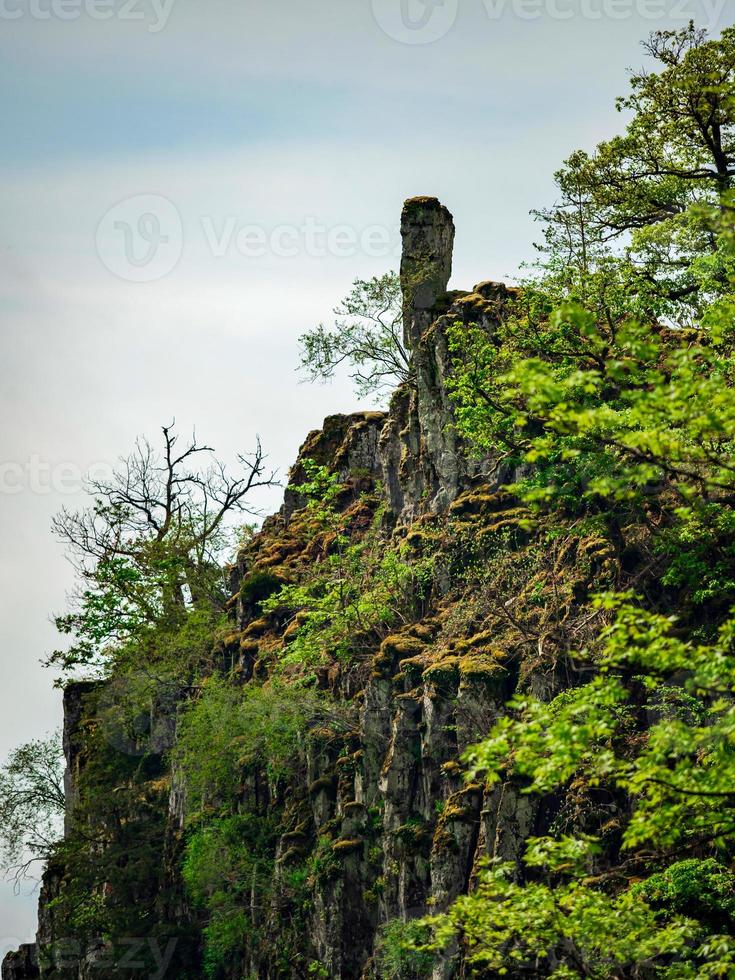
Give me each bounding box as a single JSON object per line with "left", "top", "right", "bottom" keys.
{"left": 402, "top": 23, "right": 735, "bottom": 978}
{"left": 534, "top": 23, "right": 734, "bottom": 323}
{"left": 298, "top": 272, "right": 410, "bottom": 401}
{"left": 0, "top": 734, "right": 65, "bottom": 886}
{"left": 49, "top": 423, "right": 276, "bottom": 677}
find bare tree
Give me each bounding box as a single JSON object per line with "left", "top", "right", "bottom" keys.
{"left": 49, "top": 423, "right": 277, "bottom": 674}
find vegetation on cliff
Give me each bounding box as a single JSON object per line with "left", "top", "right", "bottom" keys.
{"left": 1, "top": 21, "right": 734, "bottom": 980}
{"left": 401, "top": 22, "right": 735, "bottom": 979}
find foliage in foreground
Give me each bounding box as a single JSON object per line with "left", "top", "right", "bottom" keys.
{"left": 412, "top": 599, "right": 735, "bottom": 976}
{"left": 402, "top": 22, "right": 735, "bottom": 979}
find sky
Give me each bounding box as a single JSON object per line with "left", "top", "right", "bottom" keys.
{"left": 1, "top": 0, "right": 733, "bottom": 951}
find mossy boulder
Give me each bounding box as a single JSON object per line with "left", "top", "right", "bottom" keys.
{"left": 449, "top": 486, "right": 511, "bottom": 518}
{"left": 459, "top": 654, "right": 508, "bottom": 690}
{"left": 332, "top": 838, "right": 364, "bottom": 856}
{"left": 372, "top": 634, "right": 425, "bottom": 679}
{"left": 399, "top": 655, "right": 428, "bottom": 687}
{"left": 423, "top": 656, "right": 460, "bottom": 688}
{"left": 242, "top": 616, "right": 270, "bottom": 640}
{"left": 239, "top": 570, "right": 286, "bottom": 614}
{"left": 309, "top": 775, "right": 337, "bottom": 798}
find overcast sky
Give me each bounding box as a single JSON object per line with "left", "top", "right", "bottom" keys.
{"left": 1, "top": 0, "right": 732, "bottom": 950}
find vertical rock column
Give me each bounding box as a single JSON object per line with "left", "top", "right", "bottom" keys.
{"left": 400, "top": 196, "right": 455, "bottom": 351}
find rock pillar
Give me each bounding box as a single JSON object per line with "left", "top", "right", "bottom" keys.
{"left": 400, "top": 196, "right": 455, "bottom": 350}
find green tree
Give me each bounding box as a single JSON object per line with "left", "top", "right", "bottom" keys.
{"left": 414, "top": 597, "right": 735, "bottom": 976}
{"left": 0, "top": 734, "right": 65, "bottom": 885}
{"left": 176, "top": 677, "right": 352, "bottom": 976}
{"left": 298, "top": 272, "right": 410, "bottom": 400}
{"left": 413, "top": 24, "right": 735, "bottom": 978}
{"left": 49, "top": 423, "right": 276, "bottom": 676}
{"left": 535, "top": 24, "right": 735, "bottom": 321}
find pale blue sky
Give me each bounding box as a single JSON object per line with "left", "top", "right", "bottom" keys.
{"left": 1, "top": 0, "right": 733, "bottom": 948}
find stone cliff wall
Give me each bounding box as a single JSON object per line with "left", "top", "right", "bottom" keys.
{"left": 3, "top": 198, "right": 559, "bottom": 980}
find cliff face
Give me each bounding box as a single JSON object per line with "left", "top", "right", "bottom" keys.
{"left": 3, "top": 198, "right": 604, "bottom": 980}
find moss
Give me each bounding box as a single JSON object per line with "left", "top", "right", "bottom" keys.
{"left": 459, "top": 654, "right": 508, "bottom": 688}
{"left": 400, "top": 655, "right": 428, "bottom": 687}
{"left": 402, "top": 194, "right": 447, "bottom": 212}
{"left": 395, "top": 691, "right": 423, "bottom": 709}
{"left": 372, "top": 634, "right": 425, "bottom": 679}
{"left": 437, "top": 785, "right": 483, "bottom": 825}
{"left": 254, "top": 537, "right": 303, "bottom": 569}
{"left": 441, "top": 760, "right": 462, "bottom": 777}
{"left": 242, "top": 617, "right": 270, "bottom": 639}
{"left": 371, "top": 652, "right": 393, "bottom": 679}
{"left": 341, "top": 498, "right": 377, "bottom": 533}
{"left": 391, "top": 671, "right": 407, "bottom": 690}
{"left": 431, "top": 289, "right": 470, "bottom": 316}
{"left": 410, "top": 620, "right": 440, "bottom": 642}
{"left": 282, "top": 613, "right": 309, "bottom": 641}
{"left": 382, "top": 634, "right": 426, "bottom": 658}
{"left": 308, "top": 776, "right": 336, "bottom": 798}
{"left": 395, "top": 819, "right": 431, "bottom": 853}
{"left": 332, "top": 838, "right": 364, "bottom": 856}
{"left": 449, "top": 486, "right": 510, "bottom": 517}
{"left": 309, "top": 726, "right": 341, "bottom": 745}
{"left": 405, "top": 526, "right": 442, "bottom": 552}
{"left": 278, "top": 845, "right": 307, "bottom": 865}
{"left": 473, "top": 280, "right": 520, "bottom": 301}
{"left": 239, "top": 570, "right": 285, "bottom": 610}
{"left": 453, "top": 629, "right": 496, "bottom": 654}
{"left": 282, "top": 821, "right": 310, "bottom": 845}
{"left": 432, "top": 828, "right": 460, "bottom": 854}
{"left": 452, "top": 291, "right": 497, "bottom": 320}
{"left": 423, "top": 656, "right": 460, "bottom": 687}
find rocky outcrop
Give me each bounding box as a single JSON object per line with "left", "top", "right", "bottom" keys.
{"left": 400, "top": 196, "right": 455, "bottom": 350}
{"left": 4, "top": 197, "right": 550, "bottom": 980}
{"left": 1, "top": 946, "right": 38, "bottom": 980}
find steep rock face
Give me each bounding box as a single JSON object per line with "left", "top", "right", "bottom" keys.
{"left": 1, "top": 947, "right": 39, "bottom": 980}
{"left": 400, "top": 196, "right": 455, "bottom": 350}
{"left": 5, "top": 681, "right": 196, "bottom": 980}
{"left": 380, "top": 278, "right": 517, "bottom": 520}
{"left": 4, "top": 198, "right": 559, "bottom": 980}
